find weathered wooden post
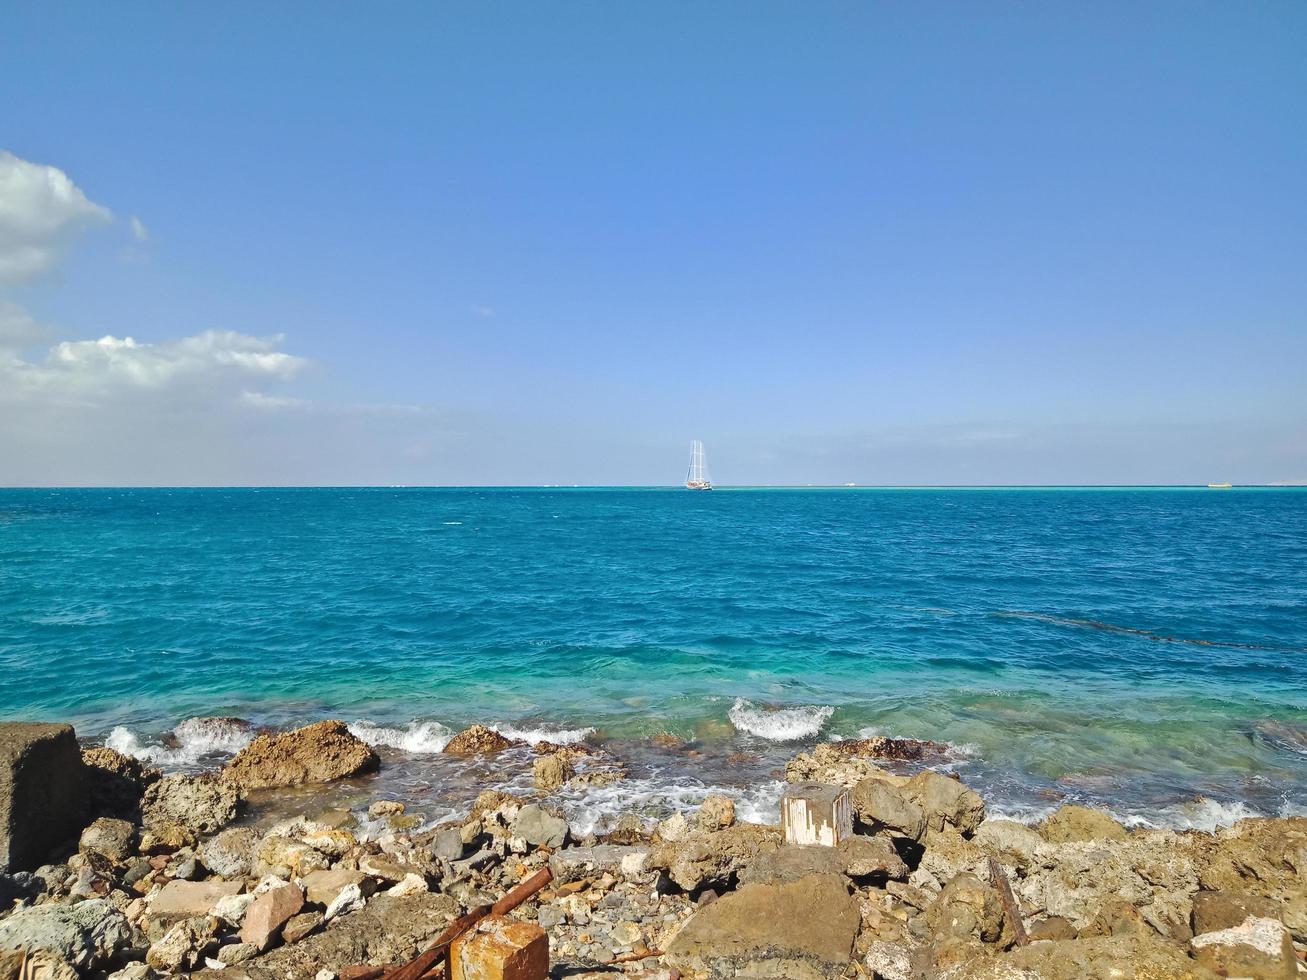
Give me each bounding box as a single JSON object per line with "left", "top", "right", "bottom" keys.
{"left": 780, "top": 781, "right": 853, "bottom": 847}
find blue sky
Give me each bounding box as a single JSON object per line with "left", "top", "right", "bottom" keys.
{"left": 1, "top": 2, "right": 1304, "bottom": 485}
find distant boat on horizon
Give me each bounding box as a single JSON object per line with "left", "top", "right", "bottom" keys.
{"left": 686, "top": 440, "right": 713, "bottom": 490}
{"left": 1207, "top": 482, "right": 1233, "bottom": 489}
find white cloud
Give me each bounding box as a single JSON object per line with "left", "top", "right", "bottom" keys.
{"left": 0, "top": 150, "right": 111, "bottom": 283}
{"left": 0, "top": 299, "right": 53, "bottom": 351}
{"left": 129, "top": 215, "right": 149, "bottom": 241}
{"left": 1, "top": 329, "right": 308, "bottom": 405}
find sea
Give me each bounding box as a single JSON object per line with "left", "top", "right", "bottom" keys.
{"left": 2, "top": 486, "right": 1305, "bottom": 834}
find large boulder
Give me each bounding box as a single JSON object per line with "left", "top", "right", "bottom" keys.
{"left": 141, "top": 773, "right": 240, "bottom": 834}
{"left": 1196, "top": 817, "right": 1307, "bottom": 941}
{"left": 81, "top": 746, "right": 159, "bottom": 822}
{"left": 647, "top": 822, "right": 782, "bottom": 892}
{"left": 903, "top": 770, "right": 985, "bottom": 837}
{"left": 1039, "top": 804, "right": 1128, "bottom": 843}
{"left": 0, "top": 899, "right": 132, "bottom": 970}
{"left": 852, "top": 779, "right": 927, "bottom": 841}
{"left": 665, "top": 873, "right": 860, "bottom": 979}
{"left": 224, "top": 721, "right": 380, "bottom": 789}
{"left": 1, "top": 723, "right": 87, "bottom": 872}
{"left": 1190, "top": 915, "right": 1298, "bottom": 979}
{"left": 78, "top": 817, "right": 136, "bottom": 863}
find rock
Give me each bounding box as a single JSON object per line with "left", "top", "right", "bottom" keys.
{"left": 924, "top": 873, "right": 1015, "bottom": 947}
{"left": 781, "top": 783, "right": 853, "bottom": 846}
{"left": 368, "top": 800, "right": 405, "bottom": 818}
{"left": 283, "top": 910, "right": 325, "bottom": 944}
{"left": 0, "top": 899, "right": 131, "bottom": 969}
{"left": 225, "top": 721, "right": 380, "bottom": 789}
{"left": 146, "top": 914, "right": 220, "bottom": 972}
{"left": 430, "top": 827, "right": 465, "bottom": 861}
{"left": 214, "top": 892, "right": 256, "bottom": 927}
{"left": 0, "top": 869, "right": 44, "bottom": 907}
{"left": 944, "top": 936, "right": 1219, "bottom": 979}
{"left": 864, "top": 941, "right": 912, "bottom": 980}
{"left": 141, "top": 774, "right": 240, "bottom": 834}
{"left": 325, "top": 883, "right": 368, "bottom": 920}
{"left": 1, "top": 723, "right": 87, "bottom": 872}
{"left": 510, "top": 804, "right": 568, "bottom": 849}
{"left": 648, "top": 822, "right": 782, "bottom": 892}
{"left": 199, "top": 826, "right": 259, "bottom": 878}
{"left": 972, "top": 818, "right": 1046, "bottom": 866}
{"left": 387, "top": 873, "right": 429, "bottom": 897}
{"left": 1039, "top": 804, "right": 1128, "bottom": 843}
{"left": 218, "top": 941, "right": 260, "bottom": 965}
{"left": 241, "top": 882, "right": 304, "bottom": 951}
{"left": 3, "top": 950, "right": 81, "bottom": 980}
{"left": 739, "top": 844, "right": 845, "bottom": 885}
{"left": 302, "top": 869, "right": 376, "bottom": 907}
{"left": 1079, "top": 895, "right": 1153, "bottom": 938}
{"left": 548, "top": 845, "right": 649, "bottom": 884}
{"left": 78, "top": 817, "right": 136, "bottom": 863}
{"left": 449, "top": 917, "right": 548, "bottom": 980}
{"left": 1190, "top": 915, "right": 1297, "bottom": 978}
{"left": 358, "top": 854, "right": 424, "bottom": 883}
{"left": 256, "top": 835, "right": 330, "bottom": 878}
{"left": 838, "top": 835, "right": 909, "bottom": 880}
{"left": 303, "top": 827, "right": 357, "bottom": 859}
{"left": 665, "top": 873, "right": 859, "bottom": 978}
{"left": 851, "top": 779, "right": 927, "bottom": 842}
{"left": 656, "top": 812, "right": 690, "bottom": 842}
{"left": 903, "top": 770, "right": 985, "bottom": 837}
{"left": 443, "top": 725, "right": 516, "bottom": 756}
{"left": 1192, "top": 889, "right": 1282, "bottom": 935}
{"left": 696, "top": 794, "right": 736, "bottom": 831}
{"left": 1027, "top": 915, "right": 1078, "bottom": 941}
{"left": 138, "top": 822, "right": 196, "bottom": 854}
{"left": 82, "top": 746, "right": 159, "bottom": 822}
{"left": 532, "top": 752, "right": 574, "bottom": 791}
{"left": 150, "top": 879, "right": 244, "bottom": 917}
{"left": 784, "top": 743, "right": 900, "bottom": 788}
{"left": 106, "top": 965, "right": 152, "bottom": 980}
{"left": 1197, "top": 817, "right": 1307, "bottom": 941}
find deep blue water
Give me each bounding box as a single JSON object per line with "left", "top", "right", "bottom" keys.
{"left": 2, "top": 487, "right": 1305, "bottom": 827}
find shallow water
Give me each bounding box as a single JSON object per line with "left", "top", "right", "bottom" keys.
{"left": 2, "top": 486, "right": 1305, "bottom": 828}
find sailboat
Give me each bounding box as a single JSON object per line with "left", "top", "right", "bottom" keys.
{"left": 685, "top": 440, "right": 713, "bottom": 490}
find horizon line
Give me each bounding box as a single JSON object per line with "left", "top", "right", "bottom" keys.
{"left": 1, "top": 483, "right": 1303, "bottom": 491}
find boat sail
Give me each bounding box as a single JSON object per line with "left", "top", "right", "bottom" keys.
{"left": 685, "top": 440, "right": 713, "bottom": 490}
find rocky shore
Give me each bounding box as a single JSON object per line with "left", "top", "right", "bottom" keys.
{"left": 2, "top": 720, "right": 1305, "bottom": 979}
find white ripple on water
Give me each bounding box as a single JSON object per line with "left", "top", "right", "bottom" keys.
{"left": 106, "top": 716, "right": 255, "bottom": 765}
{"left": 728, "top": 698, "right": 834, "bottom": 741}
{"left": 347, "top": 720, "right": 454, "bottom": 753}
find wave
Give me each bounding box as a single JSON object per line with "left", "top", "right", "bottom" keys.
{"left": 553, "top": 773, "right": 787, "bottom": 837}
{"left": 728, "top": 698, "right": 834, "bottom": 741}
{"left": 348, "top": 720, "right": 454, "bottom": 753}
{"left": 106, "top": 716, "right": 255, "bottom": 766}
{"left": 490, "top": 722, "right": 596, "bottom": 746}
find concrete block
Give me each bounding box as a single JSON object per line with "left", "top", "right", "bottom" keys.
{"left": 780, "top": 782, "right": 852, "bottom": 847}
{"left": 1, "top": 722, "right": 87, "bottom": 872}
{"left": 450, "top": 916, "right": 548, "bottom": 980}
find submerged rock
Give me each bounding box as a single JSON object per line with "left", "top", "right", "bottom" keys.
{"left": 225, "top": 720, "right": 380, "bottom": 789}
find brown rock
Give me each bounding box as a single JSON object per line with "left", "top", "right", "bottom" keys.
{"left": 1, "top": 722, "right": 87, "bottom": 873}
{"left": 1039, "top": 804, "right": 1128, "bottom": 843}
{"left": 444, "top": 725, "right": 517, "bottom": 756}
{"left": 1192, "top": 889, "right": 1282, "bottom": 935}
{"left": 944, "top": 936, "right": 1219, "bottom": 979}
{"left": 303, "top": 869, "right": 376, "bottom": 906}
{"left": 828, "top": 735, "right": 945, "bottom": 760}
{"left": 1026, "top": 915, "right": 1077, "bottom": 941}
{"left": 281, "top": 910, "right": 324, "bottom": 944}
{"left": 82, "top": 746, "right": 159, "bottom": 821}
{"left": 225, "top": 721, "right": 380, "bottom": 789}
{"left": 852, "top": 779, "right": 927, "bottom": 841}
{"left": 924, "top": 873, "right": 1015, "bottom": 947}
{"left": 532, "top": 752, "right": 573, "bottom": 791}
{"left": 240, "top": 882, "right": 305, "bottom": 951}
{"left": 696, "top": 794, "right": 735, "bottom": 831}
{"left": 647, "top": 822, "right": 783, "bottom": 891}
{"left": 1078, "top": 895, "right": 1152, "bottom": 938}
{"left": 449, "top": 917, "right": 548, "bottom": 980}
{"left": 665, "top": 873, "right": 859, "bottom": 978}
{"left": 1190, "top": 915, "right": 1297, "bottom": 979}
{"left": 150, "top": 879, "right": 244, "bottom": 918}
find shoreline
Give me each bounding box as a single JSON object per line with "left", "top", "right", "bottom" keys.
{"left": 2, "top": 718, "right": 1305, "bottom": 979}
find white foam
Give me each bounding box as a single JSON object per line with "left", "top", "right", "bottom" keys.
{"left": 490, "top": 723, "right": 595, "bottom": 746}
{"left": 348, "top": 720, "right": 453, "bottom": 753}
{"left": 105, "top": 716, "right": 255, "bottom": 766}
{"left": 553, "top": 774, "right": 787, "bottom": 837}
{"left": 728, "top": 698, "right": 834, "bottom": 741}
{"left": 1154, "top": 797, "right": 1265, "bottom": 831}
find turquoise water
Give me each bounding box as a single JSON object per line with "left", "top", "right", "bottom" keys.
{"left": 2, "top": 487, "right": 1305, "bottom": 827}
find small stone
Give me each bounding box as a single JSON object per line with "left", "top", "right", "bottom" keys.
{"left": 217, "top": 941, "right": 259, "bottom": 965}
{"left": 146, "top": 914, "right": 220, "bottom": 972}
{"left": 302, "top": 868, "right": 374, "bottom": 906}
{"left": 325, "top": 882, "right": 367, "bottom": 920}
{"left": 281, "top": 910, "right": 324, "bottom": 944}
{"left": 368, "top": 800, "right": 405, "bottom": 818}
{"left": 213, "top": 892, "right": 255, "bottom": 928}
{"left": 431, "top": 827, "right": 466, "bottom": 861}
{"left": 537, "top": 906, "right": 564, "bottom": 930}
{"left": 511, "top": 804, "right": 569, "bottom": 849}
{"left": 657, "top": 812, "right": 689, "bottom": 842}
{"left": 79, "top": 817, "right": 137, "bottom": 863}
{"left": 387, "top": 873, "right": 430, "bottom": 897}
